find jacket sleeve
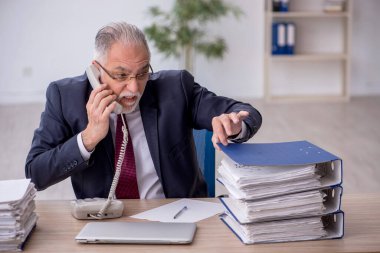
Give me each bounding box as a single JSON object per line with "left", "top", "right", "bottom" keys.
{"left": 181, "top": 70, "right": 262, "bottom": 143}
{"left": 25, "top": 82, "right": 89, "bottom": 190}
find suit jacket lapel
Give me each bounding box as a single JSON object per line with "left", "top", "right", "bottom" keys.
{"left": 103, "top": 130, "right": 114, "bottom": 172}
{"left": 139, "top": 83, "right": 162, "bottom": 183}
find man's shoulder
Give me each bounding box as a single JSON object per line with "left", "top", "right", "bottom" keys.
{"left": 51, "top": 73, "right": 88, "bottom": 89}
{"left": 150, "top": 69, "right": 193, "bottom": 83}
{"left": 148, "top": 70, "right": 195, "bottom": 93}
{"left": 46, "top": 72, "right": 90, "bottom": 100}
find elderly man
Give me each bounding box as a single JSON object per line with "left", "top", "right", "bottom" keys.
{"left": 26, "top": 22, "right": 262, "bottom": 199}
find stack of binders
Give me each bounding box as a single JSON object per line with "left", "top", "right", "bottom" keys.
{"left": 272, "top": 22, "right": 295, "bottom": 55}
{"left": 0, "top": 179, "right": 38, "bottom": 251}
{"left": 217, "top": 140, "right": 344, "bottom": 244}
{"left": 273, "top": 0, "right": 290, "bottom": 12}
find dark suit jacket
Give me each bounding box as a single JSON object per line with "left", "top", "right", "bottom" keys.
{"left": 25, "top": 70, "right": 262, "bottom": 199}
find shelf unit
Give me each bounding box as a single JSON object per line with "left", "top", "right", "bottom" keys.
{"left": 264, "top": 0, "right": 352, "bottom": 101}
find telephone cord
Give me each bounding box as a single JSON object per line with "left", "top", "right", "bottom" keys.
{"left": 90, "top": 114, "right": 128, "bottom": 219}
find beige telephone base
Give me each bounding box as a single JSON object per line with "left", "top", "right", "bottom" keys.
{"left": 70, "top": 198, "right": 124, "bottom": 220}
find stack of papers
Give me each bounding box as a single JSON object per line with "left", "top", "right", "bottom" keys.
{"left": 218, "top": 156, "right": 322, "bottom": 200}
{"left": 0, "top": 179, "right": 38, "bottom": 252}
{"left": 217, "top": 141, "right": 344, "bottom": 244}
{"left": 324, "top": 0, "right": 345, "bottom": 12}
{"left": 221, "top": 212, "right": 330, "bottom": 244}
{"left": 220, "top": 189, "right": 329, "bottom": 223}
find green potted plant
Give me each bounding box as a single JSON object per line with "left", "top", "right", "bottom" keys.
{"left": 144, "top": 0, "right": 243, "bottom": 73}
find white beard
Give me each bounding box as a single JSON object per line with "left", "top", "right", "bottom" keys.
{"left": 119, "top": 92, "right": 141, "bottom": 114}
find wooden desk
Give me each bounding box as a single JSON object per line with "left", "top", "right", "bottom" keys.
{"left": 24, "top": 194, "right": 380, "bottom": 253}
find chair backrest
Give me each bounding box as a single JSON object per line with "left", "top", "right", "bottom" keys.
{"left": 193, "top": 129, "right": 215, "bottom": 197}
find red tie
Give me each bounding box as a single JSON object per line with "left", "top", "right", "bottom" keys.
{"left": 114, "top": 114, "right": 140, "bottom": 199}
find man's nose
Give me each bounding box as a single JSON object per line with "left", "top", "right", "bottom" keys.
{"left": 125, "top": 79, "right": 139, "bottom": 93}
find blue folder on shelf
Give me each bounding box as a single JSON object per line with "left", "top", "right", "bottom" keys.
{"left": 279, "top": 0, "right": 289, "bottom": 12}
{"left": 272, "top": 22, "right": 296, "bottom": 55}
{"left": 272, "top": 23, "right": 286, "bottom": 55}
{"left": 285, "top": 23, "right": 295, "bottom": 55}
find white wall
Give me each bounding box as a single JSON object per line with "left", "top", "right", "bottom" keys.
{"left": 351, "top": 0, "right": 380, "bottom": 95}
{"left": 0, "top": 0, "right": 379, "bottom": 104}
{"left": 0, "top": 0, "right": 264, "bottom": 104}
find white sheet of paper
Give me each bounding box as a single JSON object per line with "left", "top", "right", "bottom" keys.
{"left": 130, "top": 199, "right": 224, "bottom": 223}
{"left": 0, "top": 179, "right": 31, "bottom": 203}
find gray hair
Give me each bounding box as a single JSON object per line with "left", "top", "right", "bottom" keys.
{"left": 94, "top": 22, "right": 150, "bottom": 62}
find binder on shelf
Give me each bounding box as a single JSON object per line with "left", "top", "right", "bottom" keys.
{"left": 272, "top": 23, "right": 286, "bottom": 55}
{"left": 272, "top": 22, "right": 295, "bottom": 55}
{"left": 280, "top": 0, "right": 289, "bottom": 12}
{"left": 277, "top": 23, "right": 286, "bottom": 54}
{"left": 272, "top": 0, "right": 289, "bottom": 12}
{"left": 271, "top": 23, "right": 278, "bottom": 54}
{"left": 219, "top": 186, "right": 343, "bottom": 224}
{"left": 220, "top": 211, "right": 344, "bottom": 244}
{"left": 272, "top": 0, "right": 281, "bottom": 12}
{"left": 285, "top": 23, "right": 295, "bottom": 55}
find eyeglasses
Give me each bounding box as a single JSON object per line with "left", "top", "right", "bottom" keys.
{"left": 94, "top": 60, "right": 154, "bottom": 83}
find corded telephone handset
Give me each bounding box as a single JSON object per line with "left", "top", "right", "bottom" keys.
{"left": 70, "top": 64, "right": 127, "bottom": 220}
{"left": 86, "top": 64, "right": 123, "bottom": 114}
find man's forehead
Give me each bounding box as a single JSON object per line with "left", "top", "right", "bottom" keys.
{"left": 113, "top": 61, "right": 149, "bottom": 71}
{"left": 108, "top": 42, "right": 149, "bottom": 60}
{"left": 106, "top": 43, "right": 150, "bottom": 70}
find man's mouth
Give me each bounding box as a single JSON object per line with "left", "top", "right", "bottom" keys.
{"left": 120, "top": 96, "right": 137, "bottom": 106}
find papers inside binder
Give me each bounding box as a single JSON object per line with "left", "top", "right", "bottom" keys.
{"left": 217, "top": 141, "right": 344, "bottom": 244}
{"left": 217, "top": 156, "right": 342, "bottom": 200}
{"left": 220, "top": 211, "right": 344, "bottom": 244}
{"left": 220, "top": 186, "right": 342, "bottom": 223}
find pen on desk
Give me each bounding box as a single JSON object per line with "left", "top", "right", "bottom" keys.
{"left": 173, "top": 206, "right": 188, "bottom": 219}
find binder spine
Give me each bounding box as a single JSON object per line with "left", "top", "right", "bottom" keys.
{"left": 272, "top": 23, "right": 279, "bottom": 55}
{"left": 219, "top": 214, "right": 247, "bottom": 244}
{"left": 280, "top": 0, "right": 289, "bottom": 12}
{"left": 286, "top": 23, "right": 295, "bottom": 55}
{"left": 272, "top": 0, "right": 281, "bottom": 12}
{"left": 219, "top": 198, "right": 244, "bottom": 224}
{"left": 272, "top": 22, "right": 287, "bottom": 55}
{"left": 277, "top": 23, "right": 286, "bottom": 54}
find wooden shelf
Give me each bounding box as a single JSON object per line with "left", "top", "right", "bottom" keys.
{"left": 264, "top": 0, "right": 352, "bottom": 101}
{"left": 270, "top": 12, "right": 349, "bottom": 18}
{"left": 269, "top": 53, "right": 347, "bottom": 61}
{"left": 266, "top": 94, "right": 350, "bottom": 103}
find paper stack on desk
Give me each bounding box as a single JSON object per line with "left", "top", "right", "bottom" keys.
{"left": 217, "top": 141, "right": 344, "bottom": 244}
{"left": 0, "top": 179, "right": 38, "bottom": 252}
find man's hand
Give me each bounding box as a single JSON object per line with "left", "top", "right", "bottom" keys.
{"left": 211, "top": 111, "right": 249, "bottom": 150}
{"left": 82, "top": 84, "right": 117, "bottom": 152}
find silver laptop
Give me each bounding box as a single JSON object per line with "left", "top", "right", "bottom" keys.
{"left": 75, "top": 221, "right": 197, "bottom": 244}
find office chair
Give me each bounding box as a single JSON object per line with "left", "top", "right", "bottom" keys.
{"left": 193, "top": 129, "right": 215, "bottom": 197}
